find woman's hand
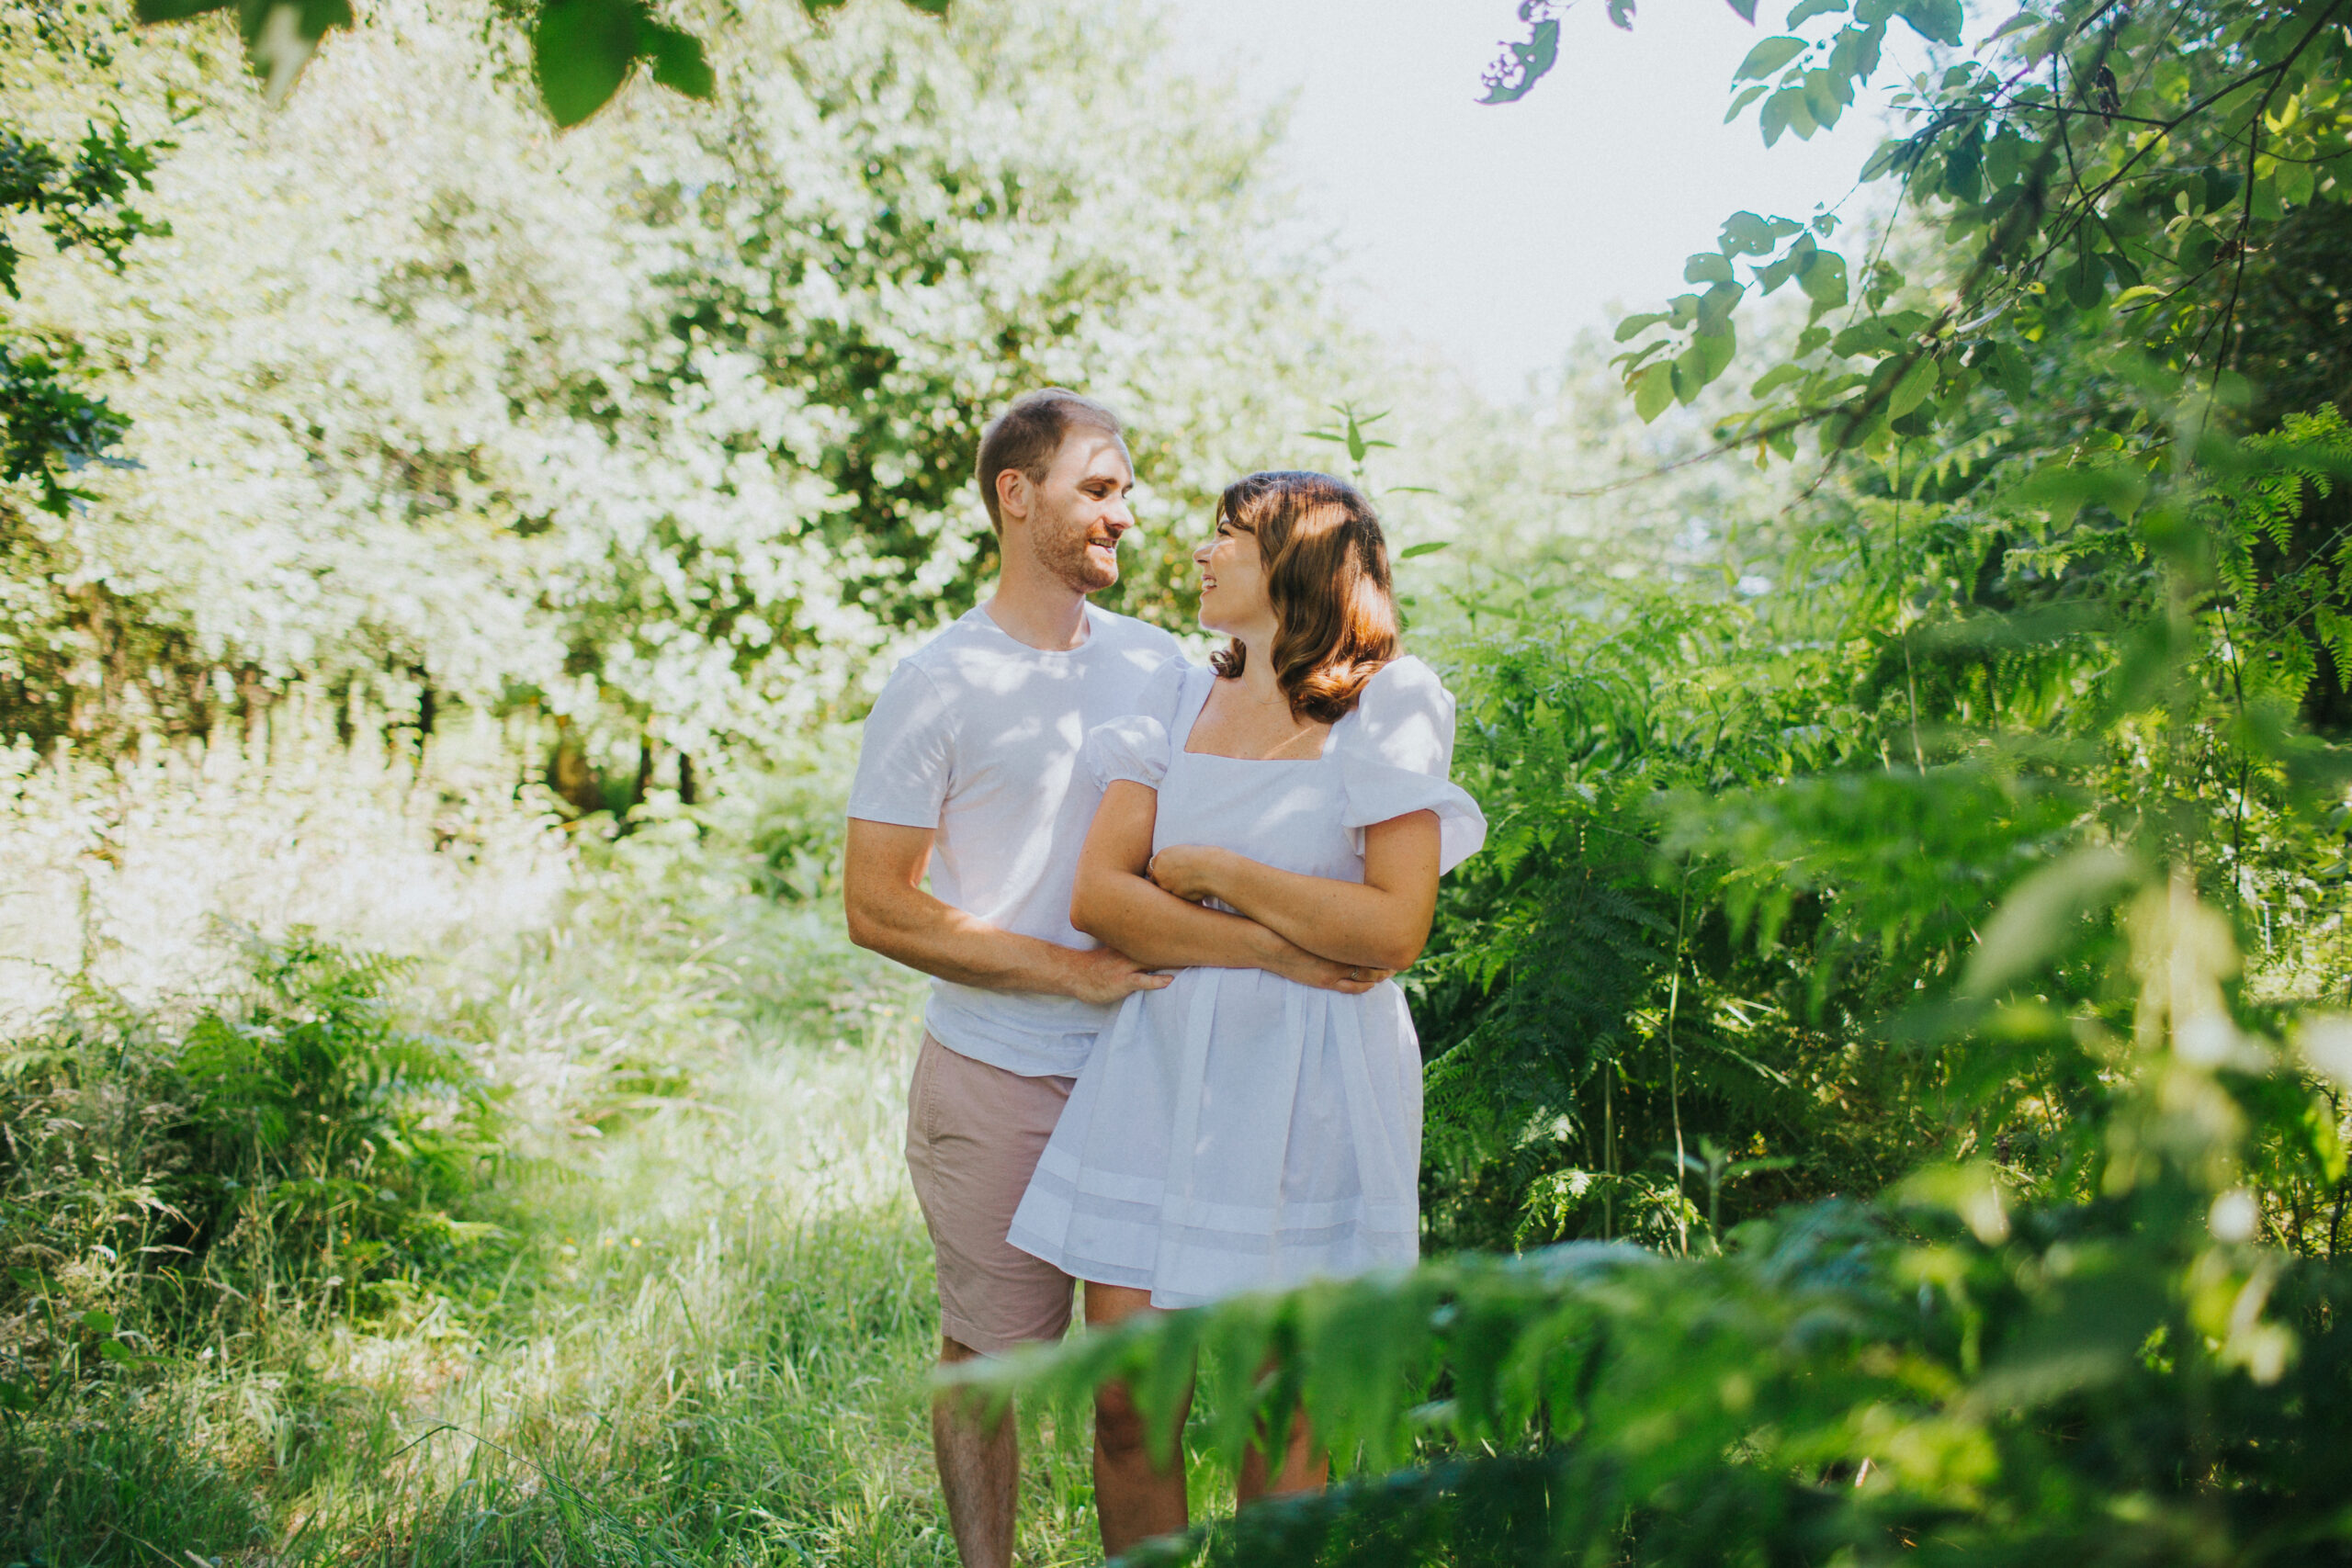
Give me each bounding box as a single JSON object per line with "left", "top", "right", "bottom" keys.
{"left": 1147, "top": 844, "right": 1231, "bottom": 904}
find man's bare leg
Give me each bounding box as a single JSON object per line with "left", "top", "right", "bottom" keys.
{"left": 1087, "top": 1282, "right": 1193, "bottom": 1558}
{"left": 934, "top": 1336, "right": 1018, "bottom": 1568}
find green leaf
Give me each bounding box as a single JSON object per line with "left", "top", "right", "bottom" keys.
{"left": 1831, "top": 318, "right": 1898, "bottom": 355}
{"left": 1724, "top": 83, "right": 1770, "bottom": 122}
{"left": 643, "top": 23, "right": 714, "bottom": 100}
{"left": 1886, "top": 353, "right": 1937, "bottom": 417}
{"left": 1399, "top": 542, "right": 1451, "bottom": 559}
{"left": 1962, "top": 846, "right": 2142, "bottom": 996}
{"left": 534, "top": 0, "right": 641, "bottom": 128}
{"left": 1685, "top": 252, "right": 1737, "bottom": 285}
{"left": 1751, "top": 361, "right": 1807, "bottom": 397}
{"left": 78, "top": 1309, "right": 116, "bottom": 1335}
{"left": 1786, "top": 0, "right": 1848, "bottom": 23}
{"left": 1859, "top": 136, "right": 1906, "bottom": 181}
{"left": 1719, "top": 210, "right": 1800, "bottom": 256}
{"left": 1984, "top": 339, "right": 2030, "bottom": 403}
{"left": 1675, "top": 331, "right": 1736, "bottom": 402}
{"left": 1984, "top": 8, "right": 2041, "bottom": 42}
{"left": 1941, "top": 123, "right": 1984, "bottom": 199}
{"left": 1735, "top": 36, "right": 1808, "bottom": 79}
{"left": 1828, "top": 20, "right": 1884, "bottom": 85}
{"left": 2064, "top": 246, "right": 2107, "bottom": 310}
{"left": 1607, "top": 0, "right": 1638, "bottom": 28}
{"left": 1614, "top": 311, "right": 1671, "bottom": 342}
{"left": 2005, "top": 461, "right": 2148, "bottom": 525}
{"left": 232, "top": 0, "right": 353, "bottom": 102}
{"left": 1633, "top": 362, "right": 1675, "bottom": 423}
{"left": 1694, "top": 328, "right": 1737, "bottom": 382}
{"left": 1802, "top": 67, "right": 1848, "bottom": 129}
{"left": 1795, "top": 248, "right": 1849, "bottom": 316}
{"left": 1724, "top": 0, "right": 1758, "bottom": 19}
{"left": 1780, "top": 85, "right": 1819, "bottom": 139}
{"left": 1893, "top": 0, "right": 1962, "bottom": 44}
{"left": 1671, "top": 354, "right": 1703, "bottom": 404}
{"left": 1477, "top": 18, "right": 1561, "bottom": 104}
{"left": 1611, "top": 339, "right": 1671, "bottom": 373}
{"left": 1696, "top": 281, "right": 1745, "bottom": 334}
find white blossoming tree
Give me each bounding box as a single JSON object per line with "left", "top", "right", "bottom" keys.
{"left": 3, "top": 0, "right": 1368, "bottom": 795}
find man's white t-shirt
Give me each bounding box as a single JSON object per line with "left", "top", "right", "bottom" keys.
{"left": 846, "top": 603, "right": 1182, "bottom": 1077}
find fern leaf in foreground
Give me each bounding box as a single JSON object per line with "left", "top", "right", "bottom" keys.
{"left": 973, "top": 876, "right": 2352, "bottom": 1566}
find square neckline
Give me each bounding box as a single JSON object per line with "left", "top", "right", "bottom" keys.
{"left": 1176, "top": 670, "right": 1340, "bottom": 763}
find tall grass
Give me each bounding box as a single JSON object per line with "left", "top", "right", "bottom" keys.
{"left": 0, "top": 709, "right": 1241, "bottom": 1566}
{"left": 0, "top": 692, "right": 568, "bottom": 1031}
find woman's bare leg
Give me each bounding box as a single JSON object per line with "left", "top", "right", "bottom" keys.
{"left": 1087, "top": 1282, "right": 1193, "bottom": 1557}
{"left": 1235, "top": 1383, "right": 1328, "bottom": 1506}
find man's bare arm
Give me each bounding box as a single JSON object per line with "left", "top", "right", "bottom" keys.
{"left": 844, "top": 818, "right": 1170, "bottom": 1006}
{"left": 1070, "top": 783, "right": 1384, "bottom": 993}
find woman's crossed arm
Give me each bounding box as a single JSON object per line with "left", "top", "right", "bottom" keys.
{"left": 1143, "top": 809, "right": 1441, "bottom": 975}
{"left": 1071, "top": 781, "right": 1389, "bottom": 993}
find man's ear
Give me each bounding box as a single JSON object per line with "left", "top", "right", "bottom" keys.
{"left": 996, "top": 467, "right": 1031, "bottom": 528}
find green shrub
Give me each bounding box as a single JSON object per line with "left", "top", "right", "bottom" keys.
{"left": 0, "top": 931, "right": 504, "bottom": 1401}
{"left": 1002, "top": 874, "right": 2352, "bottom": 1566}
{"left": 165, "top": 933, "right": 504, "bottom": 1316}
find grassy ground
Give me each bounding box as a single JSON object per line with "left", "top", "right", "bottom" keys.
{"left": 4, "top": 789, "right": 1246, "bottom": 1567}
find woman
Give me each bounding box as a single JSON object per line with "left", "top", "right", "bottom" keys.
{"left": 1006, "top": 470, "right": 1486, "bottom": 1551}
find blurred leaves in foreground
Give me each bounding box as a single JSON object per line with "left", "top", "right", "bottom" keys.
{"left": 990, "top": 869, "right": 2352, "bottom": 1565}
{"left": 129, "top": 0, "right": 944, "bottom": 126}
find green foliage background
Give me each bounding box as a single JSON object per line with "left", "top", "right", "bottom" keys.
{"left": 5, "top": 0, "right": 2352, "bottom": 1561}
{"left": 989, "top": 0, "right": 2352, "bottom": 1562}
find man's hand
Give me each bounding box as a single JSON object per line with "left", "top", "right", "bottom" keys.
{"left": 1059, "top": 945, "right": 1174, "bottom": 1006}
{"left": 850, "top": 818, "right": 1172, "bottom": 1000}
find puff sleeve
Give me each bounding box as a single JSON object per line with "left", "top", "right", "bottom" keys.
{"left": 1082, "top": 656, "right": 1193, "bottom": 792}
{"left": 1335, "top": 657, "right": 1487, "bottom": 874}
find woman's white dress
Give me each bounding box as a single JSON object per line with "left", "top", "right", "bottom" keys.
{"left": 1006, "top": 656, "right": 1487, "bottom": 1308}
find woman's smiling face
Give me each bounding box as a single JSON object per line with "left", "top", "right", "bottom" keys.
{"left": 1193, "top": 512, "right": 1274, "bottom": 638}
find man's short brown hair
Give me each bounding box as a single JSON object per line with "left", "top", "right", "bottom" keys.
{"left": 974, "top": 389, "right": 1125, "bottom": 534}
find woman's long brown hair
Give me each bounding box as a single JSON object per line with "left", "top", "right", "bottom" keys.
{"left": 1208, "top": 471, "right": 1398, "bottom": 723}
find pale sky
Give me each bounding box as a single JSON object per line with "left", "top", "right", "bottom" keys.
{"left": 1154, "top": 0, "right": 1906, "bottom": 400}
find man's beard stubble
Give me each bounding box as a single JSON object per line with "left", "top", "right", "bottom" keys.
{"left": 1031, "top": 513, "right": 1119, "bottom": 597}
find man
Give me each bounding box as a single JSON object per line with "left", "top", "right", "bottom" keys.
{"left": 843, "top": 389, "right": 1373, "bottom": 1566}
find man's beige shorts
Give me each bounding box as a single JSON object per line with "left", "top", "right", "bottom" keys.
{"left": 903, "top": 1032, "right": 1078, "bottom": 1355}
